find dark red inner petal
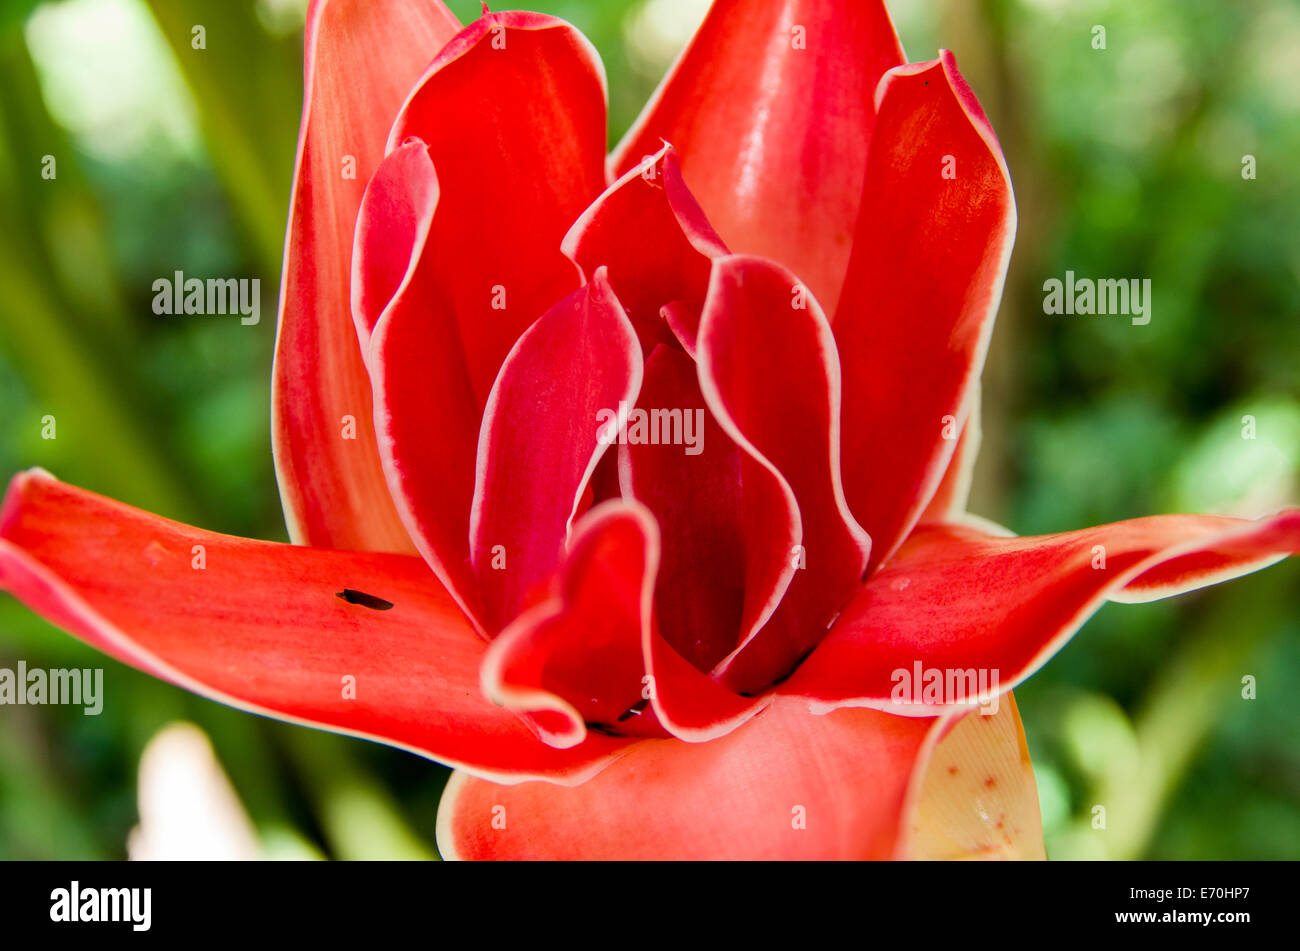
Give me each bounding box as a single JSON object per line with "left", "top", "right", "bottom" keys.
{"left": 621, "top": 346, "right": 747, "bottom": 672}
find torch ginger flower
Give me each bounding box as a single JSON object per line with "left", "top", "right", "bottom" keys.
{"left": 1, "top": 0, "right": 1296, "bottom": 860}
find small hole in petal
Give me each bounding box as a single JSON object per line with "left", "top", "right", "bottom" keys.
{"left": 336, "top": 589, "right": 395, "bottom": 611}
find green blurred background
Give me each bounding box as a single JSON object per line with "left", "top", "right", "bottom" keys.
{"left": 0, "top": 0, "right": 1297, "bottom": 859}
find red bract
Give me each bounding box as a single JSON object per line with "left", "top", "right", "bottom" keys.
{"left": 2, "top": 0, "right": 1296, "bottom": 860}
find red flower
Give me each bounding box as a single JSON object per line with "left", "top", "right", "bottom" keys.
{"left": 2, "top": 0, "right": 1296, "bottom": 860}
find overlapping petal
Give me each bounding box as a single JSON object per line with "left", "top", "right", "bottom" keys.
{"left": 272, "top": 0, "right": 461, "bottom": 553}
{"left": 354, "top": 141, "right": 484, "bottom": 625}
{"left": 563, "top": 144, "right": 727, "bottom": 352}
{"left": 619, "top": 347, "right": 747, "bottom": 673}
{"left": 470, "top": 272, "right": 642, "bottom": 631}
{"left": 437, "top": 697, "right": 940, "bottom": 860}
{"left": 907, "top": 692, "right": 1044, "bottom": 859}
{"left": 612, "top": 0, "right": 905, "bottom": 313}
{"left": 697, "top": 255, "right": 870, "bottom": 695}
{"left": 836, "top": 51, "right": 1015, "bottom": 572}
{"left": 481, "top": 502, "right": 659, "bottom": 749}
{"left": 783, "top": 509, "right": 1300, "bottom": 713}
{"left": 0, "top": 472, "right": 629, "bottom": 783}
{"left": 387, "top": 10, "right": 607, "bottom": 408}
{"left": 484, "top": 497, "right": 767, "bottom": 747}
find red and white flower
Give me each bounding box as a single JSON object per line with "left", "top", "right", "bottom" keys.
{"left": 1, "top": 0, "right": 1295, "bottom": 859}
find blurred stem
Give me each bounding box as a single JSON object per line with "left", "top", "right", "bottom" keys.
{"left": 284, "top": 730, "right": 438, "bottom": 861}
{"left": 0, "top": 252, "right": 197, "bottom": 521}
{"left": 943, "top": 0, "right": 1050, "bottom": 522}
{"left": 141, "top": 0, "right": 291, "bottom": 273}
{"left": 0, "top": 25, "right": 197, "bottom": 519}
{"left": 0, "top": 24, "right": 133, "bottom": 347}
{"left": 0, "top": 706, "right": 107, "bottom": 859}
{"left": 1070, "top": 562, "right": 1296, "bottom": 858}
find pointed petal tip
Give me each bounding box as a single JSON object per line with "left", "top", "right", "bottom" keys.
{"left": 875, "top": 49, "right": 1008, "bottom": 176}
{"left": 2, "top": 468, "right": 58, "bottom": 534}
{"left": 785, "top": 509, "right": 1300, "bottom": 715}
{"left": 838, "top": 45, "right": 1016, "bottom": 570}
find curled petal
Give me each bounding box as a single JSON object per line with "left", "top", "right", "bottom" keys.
{"left": 783, "top": 509, "right": 1300, "bottom": 714}
{"left": 387, "top": 11, "right": 607, "bottom": 407}
{"left": 697, "top": 255, "right": 870, "bottom": 695}
{"left": 351, "top": 139, "right": 440, "bottom": 349}
{"left": 643, "top": 614, "right": 771, "bottom": 744}
{"left": 470, "top": 272, "right": 642, "bottom": 631}
{"left": 619, "top": 347, "right": 746, "bottom": 673}
{"left": 836, "top": 52, "right": 1016, "bottom": 572}
{"left": 356, "top": 141, "right": 484, "bottom": 625}
{"left": 612, "top": 0, "right": 905, "bottom": 313}
{"left": 481, "top": 502, "right": 660, "bottom": 749}
{"left": 563, "top": 144, "right": 727, "bottom": 352}
{"left": 482, "top": 498, "right": 765, "bottom": 747}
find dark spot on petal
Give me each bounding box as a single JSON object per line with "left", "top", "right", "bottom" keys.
{"left": 984, "top": 776, "right": 997, "bottom": 788}
{"left": 617, "top": 699, "right": 649, "bottom": 722}
{"left": 337, "top": 589, "right": 395, "bottom": 611}
{"left": 947, "top": 766, "right": 959, "bottom": 776}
